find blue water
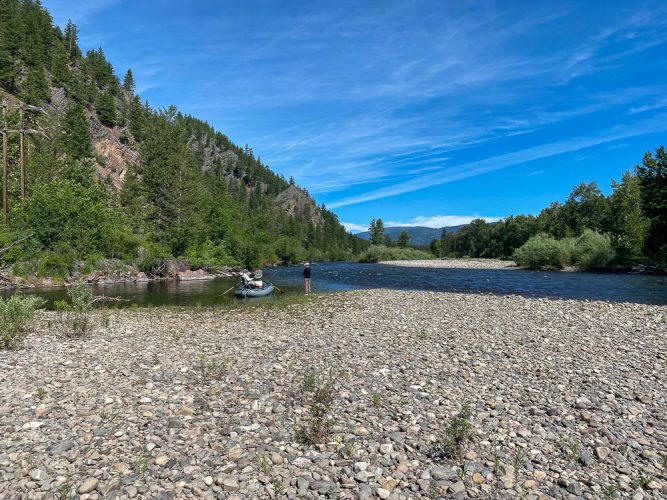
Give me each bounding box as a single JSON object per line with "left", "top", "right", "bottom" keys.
{"left": 4, "top": 261, "right": 666, "bottom": 307}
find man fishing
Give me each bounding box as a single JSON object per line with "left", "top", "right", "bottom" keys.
{"left": 303, "top": 261, "right": 312, "bottom": 295}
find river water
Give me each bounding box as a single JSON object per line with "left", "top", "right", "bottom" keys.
{"left": 4, "top": 262, "right": 666, "bottom": 307}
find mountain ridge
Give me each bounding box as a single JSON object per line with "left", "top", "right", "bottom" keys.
{"left": 356, "top": 225, "right": 464, "bottom": 246}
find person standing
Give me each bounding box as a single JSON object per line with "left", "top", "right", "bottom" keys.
{"left": 303, "top": 262, "right": 312, "bottom": 295}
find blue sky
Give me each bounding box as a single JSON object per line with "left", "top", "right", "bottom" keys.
{"left": 43, "top": 0, "right": 667, "bottom": 232}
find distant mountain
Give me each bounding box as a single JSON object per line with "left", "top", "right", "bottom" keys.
{"left": 357, "top": 225, "right": 464, "bottom": 246}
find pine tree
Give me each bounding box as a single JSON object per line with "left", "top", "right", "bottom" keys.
{"left": 123, "top": 69, "right": 135, "bottom": 94}
{"left": 63, "top": 103, "right": 92, "bottom": 160}
{"left": 0, "top": 0, "right": 22, "bottom": 91}
{"left": 129, "top": 95, "right": 147, "bottom": 141}
{"left": 22, "top": 65, "right": 49, "bottom": 105}
{"left": 64, "top": 20, "right": 81, "bottom": 61}
{"left": 398, "top": 230, "right": 410, "bottom": 248}
{"left": 97, "top": 92, "right": 116, "bottom": 126}
{"left": 50, "top": 39, "right": 71, "bottom": 89}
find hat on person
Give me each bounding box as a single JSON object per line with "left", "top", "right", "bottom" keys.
{"left": 304, "top": 262, "right": 310, "bottom": 266}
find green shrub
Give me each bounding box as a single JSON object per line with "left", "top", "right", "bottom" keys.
{"left": 57, "top": 281, "right": 94, "bottom": 338}
{"left": 513, "top": 234, "right": 573, "bottom": 269}
{"left": 184, "top": 240, "right": 240, "bottom": 270}
{"left": 136, "top": 241, "right": 173, "bottom": 275}
{"left": 0, "top": 295, "right": 46, "bottom": 349}
{"left": 572, "top": 230, "right": 614, "bottom": 269}
{"left": 358, "top": 245, "right": 435, "bottom": 263}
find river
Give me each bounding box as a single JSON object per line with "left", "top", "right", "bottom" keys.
{"left": 3, "top": 261, "right": 666, "bottom": 308}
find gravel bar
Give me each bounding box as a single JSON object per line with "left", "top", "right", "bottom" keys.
{"left": 379, "top": 259, "right": 516, "bottom": 270}
{"left": 1, "top": 290, "right": 665, "bottom": 499}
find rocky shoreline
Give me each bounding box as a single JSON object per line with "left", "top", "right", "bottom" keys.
{"left": 1, "top": 290, "right": 665, "bottom": 499}
{"left": 380, "top": 259, "right": 517, "bottom": 270}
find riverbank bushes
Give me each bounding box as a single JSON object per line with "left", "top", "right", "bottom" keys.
{"left": 514, "top": 230, "right": 614, "bottom": 270}
{"left": 438, "top": 148, "right": 667, "bottom": 267}
{"left": 0, "top": 295, "right": 45, "bottom": 349}
{"left": 358, "top": 245, "right": 435, "bottom": 263}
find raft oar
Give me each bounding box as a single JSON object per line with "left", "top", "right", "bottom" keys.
{"left": 219, "top": 286, "right": 236, "bottom": 296}
{"left": 272, "top": 284, "right": 285, "bottom": 294}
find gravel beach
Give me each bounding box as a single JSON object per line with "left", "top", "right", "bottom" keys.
{"left": 379, "top": 259, "right": 516, "bottom": 270}
{"left": 1, "top": 290, "right": 665, "bottom": 499}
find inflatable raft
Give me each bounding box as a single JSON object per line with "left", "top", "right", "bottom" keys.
{"left": 234, "top": 282, "right": 274, "bottom": 298}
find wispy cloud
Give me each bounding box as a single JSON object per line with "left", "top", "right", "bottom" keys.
{"left": 329, "top": 114, "right": 667, "bottom": 208}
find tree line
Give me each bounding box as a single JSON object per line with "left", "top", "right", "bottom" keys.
{"left": 0, "top": 0, "right": 364, "bottom": 281}
{"left": 432, "top": 148, "right": 666, "bottom": 268}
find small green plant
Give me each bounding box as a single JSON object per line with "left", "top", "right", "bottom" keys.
{"left": 432, "top": 404, "right": 474, "bottom": 460}
{"left": 134, "top": 372, "right": 147, "bottom": 386}
{"left": 35, "top": 386, "right": 47, "bottom": 400}
{"left": 418, "top": 330, "right": 427, "bottom": 340}
{"left": 457, "top": 461, "right": 470, "bottom": 481}
{"left": 631, "top": 475, "right": 652, "bottom": 489}
{"left": 99, "top": 410, "right": 119, "bottom": 423}
{"left": 661, "top": 452, "right": 667, "bottom": 469}
{"left": 340, "top": 440, "right": 355, "bottom": 458}
{"left": 371, "top": 393, "right": 381, "bottom": 408}
{"left": 57, "top": 281, "right": 94, "bottom": 338}
{"left": 56, "top": 480, "right": 73, "bottom": 499}
{"left": 133, "top": 455, "right": 149, "bottom": 475}
{"left": 602, "top": 485, "right": 617, "bottom": 500}
{"left": 152, "top": 354, "right": 160, "bottom": 366}
{"left": 490, "top": 436, "right": 503, "bottom": 477}
{"left": 272, "top": 478, "right": 284, "bottom": 496}
{"left": 0, "top": 295, "right": 45, "bottom": 349}
{"left": 302, "top": 369, "right": 316, "bottom": 392}
{"left": 513, "top": 447, "right": 527, "bottom": 469}
{"left": 100, "top": 309, "right": 111, "bottom": 328}
{"left": 558, "top": 437, "right": 581, "bottom": 461}
{"left": 296, "top": 366, "right": 339, "bottom": 445}
{"left": 197, "top": 353, "right": 231, "bottom": 381}
{"left": 257, "top": 454, "right": 270, "bottom": 474}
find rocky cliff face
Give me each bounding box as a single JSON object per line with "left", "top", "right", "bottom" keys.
{"left": 275, "top": 185, "right": 324, "bottom": 226}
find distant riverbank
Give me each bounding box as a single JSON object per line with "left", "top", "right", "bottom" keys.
{"left": 380, "top": 258, "right": 516, "bottom": 270}
{"left": 2, "top": 289, "right": 664, "bottom": 498}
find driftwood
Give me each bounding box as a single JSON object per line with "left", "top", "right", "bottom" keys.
{"left": 91, "top": 295, "right": 128, "bottom": 305}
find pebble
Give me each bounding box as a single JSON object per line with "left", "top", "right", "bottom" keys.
{"left": 78, "top": 478, "right": 99, "bottom": 494}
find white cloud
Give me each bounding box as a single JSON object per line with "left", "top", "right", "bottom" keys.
{"left": 341, "top": 222, "right": 370, "bottom": 234}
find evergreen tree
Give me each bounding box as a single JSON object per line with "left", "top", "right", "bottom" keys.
{"left": 63, "top": 103, "right": 92, "bottom": 160}
{"left": 370, "top": 218, "right": 385, "bottom": 245}
{"left": 97, "top": 92, "right": 116, "bottom": 126}
{"left": 22, "top": 65, "right": 49, "bottom": 104}
{"left": 129, "top": 96, "right": 147, "bottom": 141}
{"left": 50, "top": 39, "right": 70, "bottom": 89}
{"left": 124, "top": 107, "right": 206, "bottom": 255}
{"left": 123, "top": 69, "right": 135, "bottom": 94}
{"left": 398, "top": 230, "right": 410, "bottom": 248}
{"left": 0, "top": 0, "right": 22, "bottom": 91}
{"left": 63, "top": 20, "right": 81, "bottom": 61}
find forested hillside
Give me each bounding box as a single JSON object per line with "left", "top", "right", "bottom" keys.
{"left": 0, "top": 0, "right": 364, "bottom": 282}
{"left": 435, "top": 149, "right": 667, "bottom": 269}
